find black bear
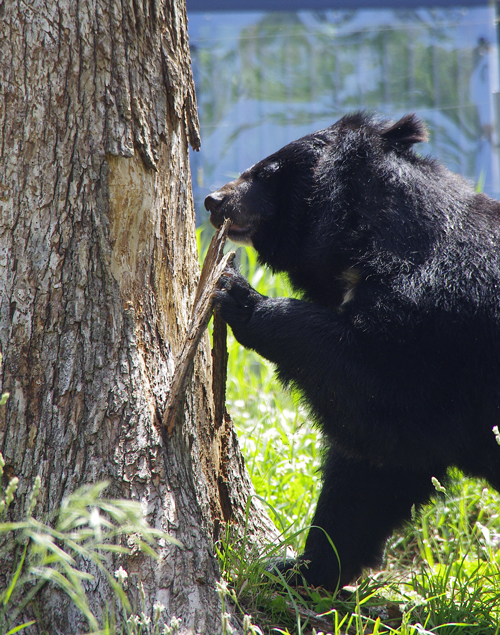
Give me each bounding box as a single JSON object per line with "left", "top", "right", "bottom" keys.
{"left": 204, "top": 112, "right": 500, "bottom": 592}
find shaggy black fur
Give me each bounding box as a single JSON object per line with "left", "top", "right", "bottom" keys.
{"left": 205, "top": 113, "right": 500, "bottom": 591}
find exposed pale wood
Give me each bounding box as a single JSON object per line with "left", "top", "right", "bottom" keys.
{"left": 0, "top": 2, "right": 273, "bottom": 633}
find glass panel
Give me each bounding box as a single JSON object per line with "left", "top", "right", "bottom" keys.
{"left": 189, "top": 7, "right": 499, "bottom": 221}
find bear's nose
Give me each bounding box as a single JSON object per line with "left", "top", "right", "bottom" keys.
{"left": 204, "top": 191, "right": 225, "bottom": 212}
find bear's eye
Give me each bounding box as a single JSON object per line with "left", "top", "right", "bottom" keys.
{"left": 255, "top": 162, "right": 279, "bottom": 180}
{"left": 265, "top": 162, "right": 280, "bottom": 174}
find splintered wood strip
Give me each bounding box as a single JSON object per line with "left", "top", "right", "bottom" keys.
{"left": 193, "top": 218, "right": 231, "bottom": 309}
{"left": 163, "top": 219, "right": 234, "bottom": 434}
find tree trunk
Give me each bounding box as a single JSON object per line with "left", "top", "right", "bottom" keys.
{"left": 0, "top": 1, "right": 271, "bottom": 632}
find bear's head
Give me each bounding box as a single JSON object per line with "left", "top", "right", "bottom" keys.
{"left": 205, "top": 113, "right": 432, "bottom": 304}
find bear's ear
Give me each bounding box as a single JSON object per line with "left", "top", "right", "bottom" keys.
{"left": 380, "top": 114, "right": 428, "bottom": 147}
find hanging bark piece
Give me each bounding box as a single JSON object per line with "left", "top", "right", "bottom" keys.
{"left": 163, "top": 219, "right": 234, "bottom": 434}
{"left": 212, "top": 312, "right": 228, "bottom": 431}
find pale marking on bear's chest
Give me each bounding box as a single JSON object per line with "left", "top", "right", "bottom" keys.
{"left": 339, "top": 267, "right": 363, "bottom": 306}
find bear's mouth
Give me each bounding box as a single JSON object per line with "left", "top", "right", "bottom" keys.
{"left": 227, "top": 222, "right": 253, "bottom": 246}
{"left": 208, "top": 208, "right": 254, "bottom": 245}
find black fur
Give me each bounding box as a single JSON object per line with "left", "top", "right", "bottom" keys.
{"left": 205, "top": 113, "right": 500, "bottom": 591}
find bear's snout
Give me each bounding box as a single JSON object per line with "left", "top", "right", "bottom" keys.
{"left": 205, "top": 189, "right": 229, "bottom": 231}
{"left": 204, "top": 190, "right": 225, "bottom": 214}
{"left": 206, "top": 187, "right": 236, "bottom": 230}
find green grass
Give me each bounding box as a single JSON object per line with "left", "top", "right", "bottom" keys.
{"left": 0, "top": 471, "right": 177, "bottom": 635}
{"left": 205, "top": 231, "right": 500, "bottom": 635}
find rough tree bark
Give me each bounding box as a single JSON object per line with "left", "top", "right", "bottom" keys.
{"left": 0, "top": 1, "right": 272, "bottom": 632}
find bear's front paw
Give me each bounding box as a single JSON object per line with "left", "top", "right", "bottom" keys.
{"left": 213, "top": 266, "right": 263, "bottom": 326}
